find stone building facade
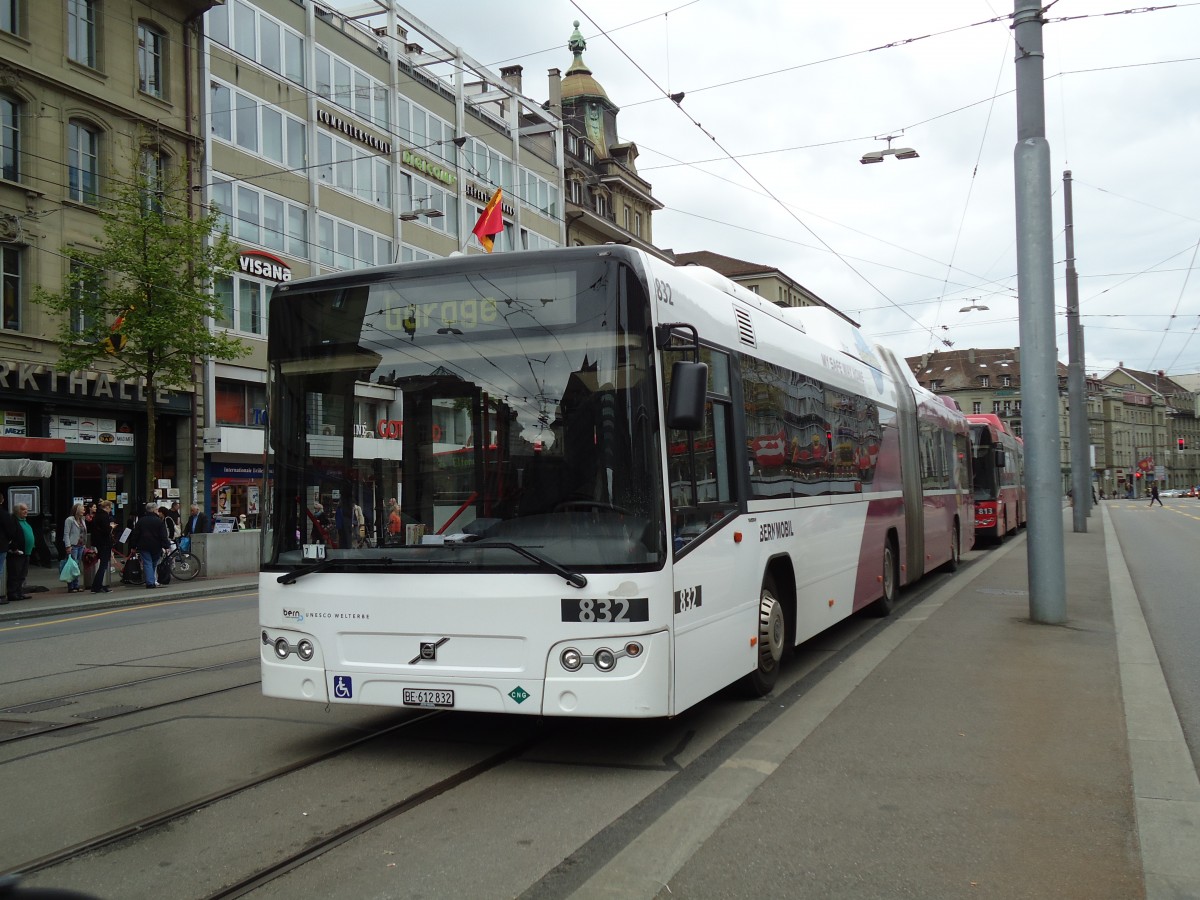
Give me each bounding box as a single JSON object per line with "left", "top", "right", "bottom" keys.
{"left": 1, "top": 0, "right": 209, "bottom": 546}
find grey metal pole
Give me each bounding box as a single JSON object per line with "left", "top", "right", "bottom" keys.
{"left": 1013, "top": 0, "right": 1067, "bottom": 623}
{"left": 1065, "top": 170, "right": 1090, "bottom": 530}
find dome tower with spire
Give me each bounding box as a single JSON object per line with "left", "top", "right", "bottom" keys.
{"left": 557, "top": 21, "right": 669, "bottom": 260}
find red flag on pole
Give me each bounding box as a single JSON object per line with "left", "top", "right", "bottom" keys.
{"left": 471, "top": 188, "right": 504, "bottom": 253}
{"left": 104, "top": 307, "right": 131, "bottom": 354}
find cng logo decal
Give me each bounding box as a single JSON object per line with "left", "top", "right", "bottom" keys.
{"left": 674, "top": 585, "right": 702, "bottom": 614}
{"left": 509, "top": 686, "right": 530, "bottom": 704}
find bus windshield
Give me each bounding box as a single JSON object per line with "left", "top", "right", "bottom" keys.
{"left": 263, "top": 255, "right": 666, "bottom": 572}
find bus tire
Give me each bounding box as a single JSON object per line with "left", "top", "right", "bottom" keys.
{"left": 867, "top": 538, "right": 899, "bottom": 617}
{"left": 944, "top": 523, "right": 960, "bottom": 573}
{"left": 741, "top": 575, "right": 786, "bottom": 697}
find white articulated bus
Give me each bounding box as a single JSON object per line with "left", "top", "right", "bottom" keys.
{"left": 259, "top": 246, "right": 973, "bottom": 718}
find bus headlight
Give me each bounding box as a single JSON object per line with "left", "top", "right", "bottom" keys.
{"left": 274, "top": 637, "right": 291, "bottom": 659}
{"left": 560, "top": 648, "right": 583, "bottom": 671}
{"left": 297, "top": 640, "right": 315, "bottom": 661}
{"left": 593, "top": 648, "right": 617, "bottom": 671}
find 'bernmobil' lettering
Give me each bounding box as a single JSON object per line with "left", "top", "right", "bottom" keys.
{"left": 759, "top": 521, "right": 794, "bottom": 542}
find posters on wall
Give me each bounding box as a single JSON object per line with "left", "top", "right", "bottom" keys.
{"left": 2, "top": 411, "right": 26, "bottom": 435}
{"left": 49, "top": 415, "right": 135, "bottom": 446}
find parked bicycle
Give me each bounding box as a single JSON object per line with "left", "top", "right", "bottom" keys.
{"left": 165, "top": 541, "right": 201, "bottom": 581}
{"left": 110, "top": 542, "right": 200, "bottom": 585}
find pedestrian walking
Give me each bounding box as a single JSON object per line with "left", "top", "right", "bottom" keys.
{"left": 62, "top": 503, "right": 87, "bottom": 592}
{"left": 130, "top": 502, "right": 171, "bottom": 589}
{"left": 1149, "top": 482, "right": 1163, "bottom": 507}
{"left": 88, "top": 500, "right": 116, "bottom": 593}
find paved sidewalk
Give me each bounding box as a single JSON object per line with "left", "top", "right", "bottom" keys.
{"left": 559, "top": 508, "right": 1199, "bottom": 900}
{"left": 0, "top": 557, "right": 256, "bottom": 622}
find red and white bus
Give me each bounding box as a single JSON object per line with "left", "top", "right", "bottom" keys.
{"left": 258, "top": 246, "right": 974, "bottom": 718}
{"left": 966, "top": 413, "right": 1026, "bottom": 541}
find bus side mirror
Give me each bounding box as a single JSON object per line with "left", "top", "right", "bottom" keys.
{"left": 666, "top": 361, "right": 708, "bottom": 430}
{"left": 994, "top": 448, "right": 1006, "bottom": 469}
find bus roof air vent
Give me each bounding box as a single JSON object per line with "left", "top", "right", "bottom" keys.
{"left": 733, "top": 306, "right": 756, "bottom": 348}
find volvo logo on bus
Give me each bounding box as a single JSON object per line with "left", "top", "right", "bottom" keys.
{"left": 410, "top": 637, "right": 449, "bottom": 664}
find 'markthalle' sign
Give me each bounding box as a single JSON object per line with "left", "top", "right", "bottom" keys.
{"left": 0, "top": 359, "right": 190, "bottom": 412}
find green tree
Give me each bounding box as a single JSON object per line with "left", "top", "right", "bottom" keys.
{"left": 35, "top": 157, "right": 249, "bottom": 503}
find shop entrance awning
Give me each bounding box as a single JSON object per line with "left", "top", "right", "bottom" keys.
{"left": 0, "top": 437, "right": 66, "bottom": 478}
{"left": 0, "top": 436, "right": 67, "bottom": 454}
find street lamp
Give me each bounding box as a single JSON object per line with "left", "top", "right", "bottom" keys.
{"left": 399, "top": 196, "right": 444, "bottom": 221}
{"left": 860, "top": 133, "right": 920, "bottom": 165}
{"left": 959, "top": 300, "right": 990, "bottom": 312}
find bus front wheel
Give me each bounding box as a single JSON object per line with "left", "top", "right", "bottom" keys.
{"left": 742, "top": 576, "right": 786, "bottom": 697}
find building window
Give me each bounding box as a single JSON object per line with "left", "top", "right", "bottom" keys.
{"left": 137, "top": 22, "right": 165, "bottom": 98}
{"left": 1001, "top": 375, "right": 1011, "bottom": 387}
{"left": 1, "top": 0, "right": 18, "bottom": 34}
{"left": 69, "top": 258, "right": 100, "bottom": 334}
{"left": 748, "top": 284, "right": 759, "bottom": 295}
{"left": 1, "top": 244, "right": 19, "bottom": 330}
{"left": 213, "top": 175, "right": 309, "bottom": 259}
{"left": 139, "top": 148, "right": 166, "bottom": 213}
{"left": 929, "top": 379, "right": 942, "bottom": 391}
{"left": 634, "top": 212, "right": 642, "bottom": 237}
{"left": 315, "top": 212, "right": 390, "bottom": 271}
{"left": 215, "top": 379, "right": 267, "bottom": 426}
{"left": 979, "top": 375, "right": 990, "bottom": 388}
{"left": 972, "top": 401, "right": 982, "bottom": 414}
{"left": 214, "top": 275, "right": 265, "bottom": 337}
{"left": 67, "top": 0, "right": 98, "bottom": 67}
{"left": 993, "top": 400, "right": 1001, "bottom": 413}
{"left": 68, "top": 120, "right": 100, "bottom": 204}
{"left": 211, "top": 80, "right": 305, "bottom": 174}
{"left": 1, "top": 93, "right": 17, "bottom": 181}
{"left": 315, "top": 131, "right": 389, "bottom": 209}
{"left": 595, "top": 193, "right": 606, "bottom": 217}
{"left": 623, "top": 206, "right": 630, "bottom": 231}
{"left": 231, "top": 0, "right": 254, "bottom": 59}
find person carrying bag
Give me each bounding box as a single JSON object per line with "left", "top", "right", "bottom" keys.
{"left": 61, "top": 503, "right": 87, "bottom": 593}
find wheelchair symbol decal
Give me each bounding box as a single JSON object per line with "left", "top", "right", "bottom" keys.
{"left": 333, "top": 675, "right": 353, "bottom": 699}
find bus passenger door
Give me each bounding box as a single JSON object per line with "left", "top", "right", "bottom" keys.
{"left": 664, "top": 348, "right": 748, "bottom": 713}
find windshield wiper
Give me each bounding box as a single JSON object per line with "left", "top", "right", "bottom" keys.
{"left": 277, "top": 556, "right": 399, "bottom": 585}
{"left": 276, "top": 543, "right": 586, "bottom": 589}
{"left": 444, "top": 540, "right": 587, "bottom": 588}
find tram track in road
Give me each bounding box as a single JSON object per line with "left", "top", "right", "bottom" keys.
{"left": 0, "top": 657, "right": 261, "bottom": 746}
{"left": 7, "top": 710, "right": 455, "bottom": 880}
{"left": 201, "top": 729, "right": 548, "bottom": 900}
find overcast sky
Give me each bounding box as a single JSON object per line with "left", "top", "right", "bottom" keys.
{"left": 370, "top": 1, "right": 1200, "bottom": 377}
